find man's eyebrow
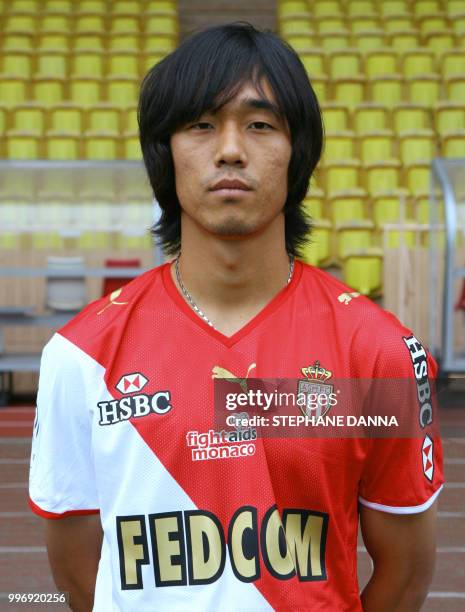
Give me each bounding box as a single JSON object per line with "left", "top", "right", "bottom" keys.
{"left": 239, "top": 97, "right": 283, "bottom": 120}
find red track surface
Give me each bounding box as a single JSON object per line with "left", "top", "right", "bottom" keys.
{"left": 0, "top": 406, "right": 464, "bottom": 611}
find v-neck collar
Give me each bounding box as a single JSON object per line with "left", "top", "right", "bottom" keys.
{"left": 161, "top": 258, "right": 303, "bottom": 348}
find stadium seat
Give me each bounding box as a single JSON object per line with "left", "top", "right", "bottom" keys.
{"left": 74, "top": 14, "right": 105, "bottom": 33}
{"left": 73, "top": 34, "right": 105, "bottom": 52}
{"left": 3, "top": 14, "right": 37, "bottom": 33}
{"left": 435, "top": 102, "right": 465, "bottom": 135}
{"left": 353, "top": 103, "right": 389, "bottom": 133}
{"left": 278, "top": 0, "right": 309, "bottom": 19}
{"left": 87, "top": 105, "right": 121, "bottom": 134}
{"left": 407, "top": 75, "right": 441, "bottom": 106}
{"left": 328, "top": 50, "right": 363, "bottom": 79}
{"left": 346, "top": 0, "right": 377, "bottom": 18}
{"left": 399, "top": 130, "right": 436, "bottom": 164}
{"left": 300, "top": 50, "right": 327, "bottom": 78}
{"left": 388, "top": 30, "right": 421, "bottom": 51}
{"left": 364, "top": 160, "right": 402, "bottom": 195}
{"left": 45, "top": 256, "right": 87, "bottom": 310}
{"left": 379, "top": 0, "right": 410, "bottom": 17}
{"left": 316, "top": 17, "right": 346, "bottom": 35}
{"left": 117, "top": 230, "right": 153, "bottom": 250}
{"left": 330, "top": 191, "right": 368, "bottom": 225}
{"left": 48, "top": 104, "right": 83, "bottom": 134}
{"left": 37, "top": 33, "right": 69, "bottom": 51}
{"left": 342, "top": 250, "right": 383, "bottom": 296}
{"left": 414, "top": 193, "right": 433, "bottom": 224}
{"left": 0, "top": 106, "right": 6, "bottom": 134}
{"left": 365, "top": 49, "right": 400, "bottom": 78}
{"left": 413, "top": 0, "right": 443, "bottom": 17}
{"left": 2, "top": 33, "right": 34, "bottom": 50}
{"left": 441, "top": 132, "right": 465, "bottom": 158}
{"left": 359, "top": 131, "right": 396, "bottom": 164}
{"left": 353, "top": 30, "right": 387, "bottom": 52}
{"left": 444, "top": 77, "right": 465, "bottom": 104}
{"left": 110, "top": 16, "right": 140, "bottom": 34}
{"left": 370, "top": 76, "right": 403, "bottom": 107}
{"left": 382, "top": 16, "right": 414, "bottom": 33}
{"left": 405, "top": 163, "right": 432, "bottom": 197}
{"left": 108, "top": 34, "right": 140, "bottom": 52}
{"left": 32, "top": 77, "right": 65, "bottom": 105}
{"left": 299, "top": 220, "right": 333, "bottom": 267}
{"left": 452, "top": 15, "right": 465, "bottom": 36}
{"left": 122, "top": 106, "right": 138, "bottom": 132}
{"left": 0, "top": 77, "right": 27, "bottom": 107}
{"left": 401, "top": 49, "right": 436, "bottom": 78}
{"left": 441, "top": 50, "right": 465, "bottom": 78}
{"left": 69, "top": 78, "right": 102, "bottom": 106}
{"left": 12, "top": 105, "right": 45, "bottom": 135}
{"left": 393, "top": 104, "right": 432, "bottom": 132}
{"left": 141, "top": 35, "right": 176, "bottom": 54}
{"left": 326, "top": 160, "right": 362, "bottom": 195}
{"left": 45, "top": 134, "right": 80, "bottom": 159}
{"left": 324, "top": 132, "right": 356, "bottom": 162}
{"left": 335, "top": 222, "right": 374, "bottom": 262}
{"left": 1, "top": 51, "right": 33, "bottom": 78}
{"left": 281, "top": 20, "right": 314, "bottom": 37}
{"left": 313, "top": 0, "right": 343, "bottom": 17}
{"left": 372, "top": 191, "right": 410, "bottom": 228}
{"left": 123, "top": 133, "right": 142, "bottom": 160}
{"left": 302, "top": 190, "right": 327, "bottom": 221}
{"left": 75, "top": 0, "right": 106, "bottom": 13}
{"left": 283, "top": 35, "right": 317, "bottom": 51}
{"left": 309, "top": 76, "right": 329, "bottom": 103}
{"left": 106, "top": 77, "right": 139, "bottom": 107}
{"left": 333, "top": 78, "right": 365, "bottom": 109}
{"left": 418, "top": 15, "right": 450, "bottom": 37}
{"left": 144, "top": 15, "right": 178, "bottom": 37}
{"left": 36, "top": 52, "right": 68, "bottom": 78}
{"left": 383, "top": 228, "right": 417, "bottom": 248}
{"left": 40, "top": 13, "right": 70, "bottom": 32}
{"left": 70, "top": 52, "right": 105, "bottom": 78}
{"left": 44, "top": 0, "right": 73, "bottom": 10}
{"left": 349, "top": 17, "right": 379, "bottom": 33}
{"left": 319, "top": 32, "right": 351, "bottom": 52}
{"left": 9, "top": 0, "right": 39, "bottom": 10}
{"left": 84, "top": 135, "right": 119, "bottom": 159}
{"left": 424, "top": 31, "right": 455, "bottom": 56}
{"left": 321, "top": 103, "right": 349, "bottom": 131}
{"left": 5, "top": 133, "right": 41, "bottom": 159}
{"left": 111, "top": 1, "right": 141, "bottom": 15}
{"left": 107, "top": 52, "right": 140, "bottom": 77}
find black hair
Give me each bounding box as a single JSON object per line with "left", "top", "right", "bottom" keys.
{"left": 138, "top": 21, "right": 324, "bottom": 256}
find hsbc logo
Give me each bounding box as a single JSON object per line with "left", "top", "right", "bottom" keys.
{"left": 422, "top": 434, "right": 434, "bottom": 481}
{"left": 116, "top": 372, "right": 148, "bottom": 394}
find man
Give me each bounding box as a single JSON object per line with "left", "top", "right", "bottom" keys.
{"left": 29, "top": 23, "right": 443, "bottom": 611}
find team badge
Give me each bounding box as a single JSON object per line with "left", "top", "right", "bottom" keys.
{"left": 297, "top": 361, "right": 334, "bottom": 418}
{"left": 422, "top": 434, "right": 434, "bottom": 481}
{"left": 116, "top": 372, "right": 148, "bottom": 394}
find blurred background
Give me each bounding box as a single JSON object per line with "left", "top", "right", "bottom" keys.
{"left": 0, "top": 1, "right": 464, "bottom": 610}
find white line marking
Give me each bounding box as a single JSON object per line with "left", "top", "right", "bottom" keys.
{"left": 0, "top": 547, "right": 46, "bottom": 553}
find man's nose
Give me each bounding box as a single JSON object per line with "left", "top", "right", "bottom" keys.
{"left": 213, "top": 124, "right": 247, "bottom": 167}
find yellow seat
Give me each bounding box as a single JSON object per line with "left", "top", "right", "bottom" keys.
{"left": 326, "top": 160, "right": 362, "bottom": 196}
{"left": 349, "top": 17, "right": 379, "bottom": 33}
{"left": 71, "top": 52, "right": 104, "bottom": 78}
{"left": 321, "top": 103, "right": 349, "bottom": 131}
{"left": 309, "top": 76, "right": 329, "bottom": 103}
{"left": 405, "top": 163, "right": 431, "bottom": 197}
{"left": 333, "top": 78, "right": 365, "bottom": 109}
{"left": 342, "top": 251, "right": 383, "bottom": 296}
{"left": 442, "top": 131, "right": 465, "bottom": 158}
{"left": 30, "top": 231, "right": 64, "bottom": 250}
{"left": 424, "top": 31, "right": 455, "bottom": 57}
{"left": 316, "top": 17, "right": 346, "bottom": 35}
{"left": 69, "top": 78, "right": 102, "bottom": 106}
{"left": 382, "top": 16, "right": 414, "bottom": 33}
{"left": 108, "top": 34, "right": 140, "bottom": 52}
{"left": 37, "top": 32, "right": 69, "bottom": 51}
{"left": 3, "top": 14, "right": 37, "bottom": 33}
{"left": 45, "top": 133, "right": 80, "bottom": 159}
{"left": 407, "top": 76, "right": 441, "bottom": 106}
{"left": 5, "top": 133, "right": 41, "bottom": 159}
{"left": 44, "top": 0, "right": 73, "bottom": 10}
{"left": 353, "top": 30, "right": 387, "bottom": 52}
{"left": 48, "top": 104, "right": 83, "bottom": 134}
{"left": 365, "top": 49, "right": 400, "bottom": 79}
{"left": 435, "top": 102, "right": 465, "bottom": 136}
{"left": 1, "top": 51, "right": 33, "bottom": 78}
{"left": 123, "top": 132, "right": 142, "bottom": 160}
{"left": 452, "top": 15, "right": 465, "bottom": 37}
{"left": 318, "top": 32, "right": 351, "bottom": 52}
{"left": 370, "top": 76, "right": 403, "bottom": 107}
{"left": 77, "top": 231, "right": 112, "bottom": 250}
{"left": 330, "top": 191, "right": 368, "bottom": 225}
{"left": 414, "top": 193, "right": 436, "bottom": 224}
{"left": 302, "top": 189, "right": 327, "bottom": 221}
{"left": 73, "top": 34, "right": 105, "bottom": 52}
{"left": 281, "top": 20, "right": 314, "bottom": 37}
{"left": 364, "top": 160, "right": 402, "bottom": 195}
{"left": 144, "top": 15, "right": 178, "bottom": 37}
{"left": 300, "top": 50, "right": 327, "bottom": 78}
{"left": 445, "top": 78, "right": 465, "bottom": 104}
{"left": 353, "top": 104, "right": 389, "bottom": 134}
{"left": 75, "top": 0, "right": 106, "bottom": 13}
{"left": 335, "top": 222, "right": 374, "bottom": 262}
{"left": 111, "top": 0, "right": 141, "bottom": 14}
{"left": 401, "top": 49, "right": 436, "bottom": 78}
{"left": 380, "top": 0, "right": 409, "bottom": 17}
{"left": 313, "top": 0, "right": 343, "bottom": 17}
{"left": 388, "top": 30, "right": 420, "bottom": 52}
{"left": 122, "top": 105, "right": 138, "bottom": 132}
{"left": 278, "top": 0, "right": 309, "bottom": 19}
{"left": 141, "top": 34, "right": 176, "bottom": 54}
{"left": 447, "top": 0, "right": 465, "bottom": 16}
{"left": 441, "top": 51, "right": 465, "bottom": 79}
{"left": 117, "top": 230, "right": 153, "bottom": 250}
{"left": 107, "top": 52, "right": 140, "bottom": 77}
{"left": 36, "top": 51, "right": 68, "bottom": 78}
{"left": 110, "top": 16, "right": 140, "bottom": 34}
{"left": 2, "top": 33, "right": 34, "bottom": 50}
{"left": 347, "top": 0, "right": 376, "bottom": 18}
{"left": 418, "top": 15, "right": 449, "bottom": 36}
{"left": 9, "top": 0, "right": 39, "bottom": 10}
{"left": 393, "top": 104, "right": 431, "bottom": 133}
{"left": 299, "top": 221, "right": 333, "bottom": 267}
{"left": 413, "top": 1, "right": 443, "bottom": 17}
{"left": 285, "top": 34, "right": 315, "bottom": 52}
{"left": 87, "top": 105, "right": 121, "bottom": 134}
{"left": 106, "top": 77, "right": 139, "bottom": 107}
{"left": 84, "top": 134, "right": 119, "bottom": 159}
{"left": 12, "top": 104, "right": 45, "bottom": 135}
{"left": 383, "top": 228, "right": 417, "bottom": 248}
{"left": 324, "top": 132, "right": 356, "bottom": 163}
{"left": 40, "top": 13, "right": 70, "bottom": 32}
{"left": 74, "top": 14, "right": 106, "bottom": 33}
{"left": 359, "top": 131, "right": 396, "bottom": 164}
{"left": 372, "top": 191, "right": 410, "bottom": 227}
{"left": 32, "top": 77, "right": 65, "bottom": 105}
{"left": 399, "top": 130, "right": 436, "bottom": 164}
{"left": 0, "top": 106, "right": 7, "bottom": 134}
{"left": 0, "top": 77, "right": 28, "bottom": 107}
{"left": 328, "top": 50, "right": 363, "bottom": 79}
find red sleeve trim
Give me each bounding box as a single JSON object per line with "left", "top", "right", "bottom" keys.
{"left": 28, "top": 497, "right": 100, "bottom": 520}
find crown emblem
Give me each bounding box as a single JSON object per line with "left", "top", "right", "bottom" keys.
{"left": 301, "top": 360, "right": 332, "bottom": 382}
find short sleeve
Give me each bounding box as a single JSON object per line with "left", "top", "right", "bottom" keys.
{"left": 29, "top": 333, "right": 100, "bottom": 519}
{"left": 358, "top": 333, "right": 445, "bottom": 514}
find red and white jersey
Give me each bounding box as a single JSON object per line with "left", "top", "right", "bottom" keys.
{"left": 29, "top": 260, "right": 444, "bottom": 611}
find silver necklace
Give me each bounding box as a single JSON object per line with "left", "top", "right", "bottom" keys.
{"left": 174, "top": 253, "right": 295, "bottom": 329}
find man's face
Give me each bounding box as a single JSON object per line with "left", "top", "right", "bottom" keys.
{"left": 170, "top": 80, "right": 292, "bottom": 240}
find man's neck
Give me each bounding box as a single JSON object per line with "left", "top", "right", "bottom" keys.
{"left": 170, "top": 219, "right": 292, "bottom": 336}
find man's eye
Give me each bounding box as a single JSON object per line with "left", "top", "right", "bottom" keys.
{"left": 191, "top": 122, "right": 213, "bottom": 130}
{"left": 249, "top": 122, "right": 273, "bottom": 130}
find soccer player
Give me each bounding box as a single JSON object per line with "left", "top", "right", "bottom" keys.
{"left": 29, "top": 23, "right": 444, "bottom": 612}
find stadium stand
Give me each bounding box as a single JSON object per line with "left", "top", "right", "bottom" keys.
{"left": 278, "top": 0, "right": 463, "bottom": 296}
